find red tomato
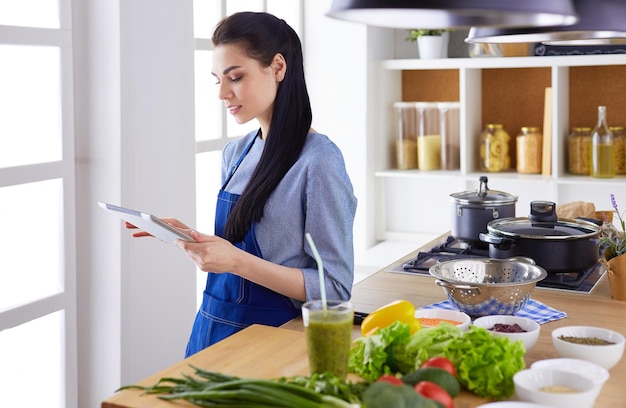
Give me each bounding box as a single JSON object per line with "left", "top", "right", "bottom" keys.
{"left": 376, "top": 374, "right": 404, "bottom": 386}
{"left": 414, "top": 381, "right": 454, "bottom": 408}
{"left": 420, "top": 356, "right": 457, "bottom": 377}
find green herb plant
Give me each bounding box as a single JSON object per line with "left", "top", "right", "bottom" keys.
{"left": 600, "top": 193, "right": 626, "bottom": 261}
{"left": 406, "top": 29, "right": 448, "bottom": 42}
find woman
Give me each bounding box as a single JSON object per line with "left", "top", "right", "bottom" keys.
{"left": 131, "top": 12, "right": 357, "bottom": 356}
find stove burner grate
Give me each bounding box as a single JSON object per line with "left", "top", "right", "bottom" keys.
{"left": 396, "top": 235, "right": 605, "bottom": 293}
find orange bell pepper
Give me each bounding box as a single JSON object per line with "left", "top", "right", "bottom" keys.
{"left": 361, "top": 299, "right": 421, "bottom": 336}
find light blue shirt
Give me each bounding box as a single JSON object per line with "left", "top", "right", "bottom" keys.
{"left": 222, "top": 130, "right": 357, "bottom": 305}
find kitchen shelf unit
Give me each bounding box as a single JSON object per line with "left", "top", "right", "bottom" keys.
{"left": 372, "top": 54, "right": 626, "bottom": 241}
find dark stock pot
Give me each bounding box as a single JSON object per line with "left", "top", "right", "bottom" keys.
{"left": 479, "top": 201, "right": 602, "bottom": 274}
{"left": 450, "top": 176, "right": 518, "bottom": 244}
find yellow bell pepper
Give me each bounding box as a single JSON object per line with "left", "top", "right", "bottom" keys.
{"left": 361, "top": 299, "right": 421, "bottom": 336}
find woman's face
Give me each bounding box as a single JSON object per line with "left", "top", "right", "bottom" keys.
{"left": 212, "top": 43, "right": 285, "bottom": 134}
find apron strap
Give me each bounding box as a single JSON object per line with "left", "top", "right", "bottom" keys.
{"left": 221, "top": 130, "right": 260, "bottom": 190}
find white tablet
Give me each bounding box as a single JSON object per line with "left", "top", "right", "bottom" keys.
{"left": 98, "top": 202, "right": 194, "bottom": 245}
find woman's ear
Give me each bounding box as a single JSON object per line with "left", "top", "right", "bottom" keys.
{"left": 272, "top": 53, "right": 287, "bottom": 82}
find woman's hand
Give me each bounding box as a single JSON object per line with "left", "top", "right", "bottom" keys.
{"left": 125, "top": 217, "right": 191, "bottom": 238}
{"left": 174, "top": 231, "right": 243, "bottom": 273}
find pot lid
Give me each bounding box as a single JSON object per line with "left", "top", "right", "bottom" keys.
{"left": 450, "top": 176, "right": 517, "bottom": 205}
{"left": 487, "top": 218, "right": 600, "bottom": 239}
{"left": 487, "top": 201, "right": 601, "bottom": 239}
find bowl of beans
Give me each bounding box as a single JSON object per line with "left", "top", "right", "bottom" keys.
{"left": 414, "top": 308, "right": 471, "bottom": 331}
{"left": 473, "top": 315, "right": 540, "bottom": 351}
{"left": 551, "top": 326, "right": 625, "bottom": 370}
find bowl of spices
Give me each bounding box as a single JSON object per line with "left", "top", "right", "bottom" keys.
{"left": 513, "top": 368, "right": 598, "bottom": 408}
{"left": 473, "top": 315, "right": 540, "bottom": 351}
{"left": 531, "top": 358, "right": 609, "bottom": 400}
{"left": 414, "top": 308, "right": 471, "bottom": 331}
{"left": 551, "top": 326, "right": 625, "bottom": 370}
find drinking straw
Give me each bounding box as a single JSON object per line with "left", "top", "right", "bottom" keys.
{"left": 305, "top": 232, "right": 327, "bottom": 312}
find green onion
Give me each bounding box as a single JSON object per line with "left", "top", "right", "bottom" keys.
{"left": 117, "top": 366, "right": 361, "bottom": 408}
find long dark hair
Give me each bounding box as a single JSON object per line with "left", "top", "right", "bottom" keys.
{"left": 213, "top": 12, "right": 313, "bottom": 243}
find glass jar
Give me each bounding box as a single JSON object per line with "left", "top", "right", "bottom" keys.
{"left": 439, "top": 102, "right": 460, "bottom": 170}
{"left": 480, "top": 124, "right": 510, "bottom": 172}
{"left": 393, "top": 102, "right": 418, "bottom": 170}
{"left": 516, "top": 126, "right": 542, "bottom": 174}
{"left": 416, "top": 102, "right": 441, "bottom": 170}
{"left": 590, "top": 105, "right": 615, "bottom": 178}
{"left": 611, "top": 126, "right": 625, "bottom": 175}
{"left": 568, "top": 127, "right": 592, "bottom": 175}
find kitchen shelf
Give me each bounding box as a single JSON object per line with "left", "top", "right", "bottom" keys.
{"left": 382, "top": 54, "right": 626, "bottom": 70}
{"left": 372, "top": 53, "right": 626, "bottom": 240}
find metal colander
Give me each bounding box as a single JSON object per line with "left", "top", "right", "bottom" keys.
{"left": 429, "top": 257, "right": 548, "bottom": 317}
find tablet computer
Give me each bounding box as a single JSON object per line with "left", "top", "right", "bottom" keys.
{"left": 98, "top": 202, "right": 194, "bottom": 245}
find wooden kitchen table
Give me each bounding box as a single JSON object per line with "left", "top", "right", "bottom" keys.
{"left": 103, "top": 236, "right": 626, "bottom": 408}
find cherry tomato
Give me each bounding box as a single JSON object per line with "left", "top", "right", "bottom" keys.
{"left": 414, "top": 381, "right": 454, "bottom": 408}
{"left": 376, "top": 374, "right": 404, "bottom": 386}
{"left": 420, "top": 356, "right": 457, "bottom": 377}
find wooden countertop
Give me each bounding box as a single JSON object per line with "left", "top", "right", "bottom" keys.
{"left": 103, "top": 235, "right": 626, "bottom": 408}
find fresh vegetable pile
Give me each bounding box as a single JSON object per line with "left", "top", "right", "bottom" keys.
{"left": 349, "top": 300, "right": 526, "bottom": 400}
{"left": 119, "top": 299, "right": 527, "bottom": 407}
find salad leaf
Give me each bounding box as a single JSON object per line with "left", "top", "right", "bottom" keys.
{"left": 443, "top": 325, "right": 526, "bottom": 399}
{"left": 393, "top": 323, "right": 463, "bottom": 373}
{"left": 348, "top": 321, "right": 411, "bottom": 381}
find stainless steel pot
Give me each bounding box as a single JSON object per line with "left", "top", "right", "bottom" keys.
{"left": 479, "top": 201, "right": 602, "bottom": 274}
{"left": 450, "top": 176, "right": 518, "bottom": 244}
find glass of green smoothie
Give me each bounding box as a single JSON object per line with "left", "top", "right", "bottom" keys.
{"left": 301, "top": 300, "right": 354, "bottom": 378}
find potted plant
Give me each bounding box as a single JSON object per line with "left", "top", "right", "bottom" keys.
{"left": 600, "top": 194, "right": 626, "bottom": 300}
{"left": 406, "top": 29, "right": 450, "bottom": 59}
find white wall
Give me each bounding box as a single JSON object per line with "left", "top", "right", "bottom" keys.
{"left": 304, "top": 0, "right": 378, "bottom": 258}
{"left": 73, "top": 1, "right": 197, "bottom": 406}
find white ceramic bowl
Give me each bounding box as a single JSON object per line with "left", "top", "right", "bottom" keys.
{"left": 414, "top": 308, "right": 471, "bottom": 331}
{"left": 514, "top": 368, "right": 598, "bottom": 408}
{"left": 551, "top": 325, "right": 625, "bottom": 370}
{"left": 473, "top": 315, "right": 540, "bottom": 351}
{"left": 477, "top": 402, "right": 552, "bottom": 408}
{"left": 531, "top": 358, "right": 609, "bottom": 400}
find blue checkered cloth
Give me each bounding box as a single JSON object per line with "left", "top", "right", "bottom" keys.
{"left": 420, "top": 298, "right": 567, "bottom": 325}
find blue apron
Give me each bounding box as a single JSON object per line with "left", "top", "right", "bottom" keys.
{"left": 185, "top": 134, "right": 300, "bottom": 357}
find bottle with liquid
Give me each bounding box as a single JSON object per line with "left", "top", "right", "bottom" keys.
{"left": 590, "top": 106, "right": 615, "bottom": 178}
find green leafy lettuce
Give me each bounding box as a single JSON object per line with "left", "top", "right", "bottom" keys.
{"left": 349, "top": 321, "right": 526, "bottom": 400}
{"left": 443, "top": 325, "right": 526, "bottom": 399}
{"left": 393, "top": 323, "right": 463, "bottom": 373}
{"left": 348, "top": 321, "right": 411, "bottom": 381}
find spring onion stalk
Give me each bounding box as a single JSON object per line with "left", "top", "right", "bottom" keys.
{"left": 117, "top": 366, "right": 361, "bottom": 408}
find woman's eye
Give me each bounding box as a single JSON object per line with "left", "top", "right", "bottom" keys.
{"left": 230, "top": 76, "right": 242, "bottom": 82}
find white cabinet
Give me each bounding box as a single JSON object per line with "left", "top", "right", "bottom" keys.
{"left": 371, "top": 54, "right": 626, "bottom": 242}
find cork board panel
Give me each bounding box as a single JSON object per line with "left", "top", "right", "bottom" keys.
{"left": 569, "top": 65, "right": 626, "bottom": 129}
{"left": 402, "top": 70, "right": 459, "bottom": 101}
{"left": 482, "top": 67, "right": 551, "bottom": 167}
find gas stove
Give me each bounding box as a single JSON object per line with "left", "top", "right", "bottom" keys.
{"left": 389, "top": 235, "right": 606, "bottom": 294}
